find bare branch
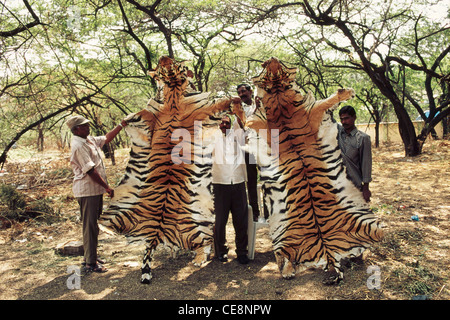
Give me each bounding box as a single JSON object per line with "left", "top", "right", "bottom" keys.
{"left": 125, "top": 0, "right": 174, "bottom": 57}
{"left": 117, "top": 0, "right": 153, "bottom": 72}
{"left": 0, "top": 0, "right": 43, "bottom": 38}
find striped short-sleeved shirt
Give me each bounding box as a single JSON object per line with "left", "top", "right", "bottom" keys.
{"left": 70, "top": 135, "right": 107, "bottom": 198}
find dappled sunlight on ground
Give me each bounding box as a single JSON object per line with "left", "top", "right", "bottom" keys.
{"left": 0, "top": 140, "right": 448, "bottom": 300}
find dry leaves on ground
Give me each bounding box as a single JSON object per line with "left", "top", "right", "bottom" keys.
{"left": 0, "top": 141, "right": 448, "bottom": 300}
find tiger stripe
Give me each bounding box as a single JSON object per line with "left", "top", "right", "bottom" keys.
{"left": 98, "top": 56, "right": 232, "bottom": 283}
{"left": 248, "top": 57, "right": 383, "bottom": 281}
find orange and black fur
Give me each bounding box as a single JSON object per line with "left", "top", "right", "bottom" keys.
{"left": 99, "top": 56, "right": 234, "bottom": 283}
{"left": 246, "top": 57, "right": 383, "bottom": 281}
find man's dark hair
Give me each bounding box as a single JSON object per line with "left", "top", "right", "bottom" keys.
{"left": 237, "top": 83, "right": 251, "bottom": 91}
{"left": 339, "top": 105, "right": 356, "bottom": 117}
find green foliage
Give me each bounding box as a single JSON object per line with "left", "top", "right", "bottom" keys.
{"left": 1, "top": 0, "right": 448, "bottom": 157}
{"left": 405, "top": 262, "right": 438, "bottom": 296}
{"left": 0, "top": 184, "right": 61, "bottom": 224}
{"left": 0, "top": 184, "right": 26, "bottom": 211}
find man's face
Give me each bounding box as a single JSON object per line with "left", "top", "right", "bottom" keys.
{"left": 237, "top": 86, "right": 253, "bottom": 105}
{"left": 339, "top": 113, "right": 356, "bottom": 131}
{"left": 74, "top": 123, "right": 90, "bottom": 138}
{"left": 219, "top": 116, "right": 231, "bottom": 134}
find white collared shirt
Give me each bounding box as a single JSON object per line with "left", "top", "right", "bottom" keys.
{"left": 243, "top": 102, "right": 256, "bottom": 118}
{"left": 212, "top": 122, "right": 247, "bottom": 185}
{"left": 70, "top": 135, "right": 107, "bottom": 197}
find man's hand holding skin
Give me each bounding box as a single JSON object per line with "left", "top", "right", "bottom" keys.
{"left": 87, "top": 168, "right": 114, "bottom": 198}
{"left": 87, "top": 119, "right": 128, "bottom": 198}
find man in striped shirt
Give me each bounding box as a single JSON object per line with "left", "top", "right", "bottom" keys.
{"left": 67, "top": 115, "right": 128, "bottom": 273}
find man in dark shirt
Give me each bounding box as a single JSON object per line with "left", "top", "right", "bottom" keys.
{"left": 337, "top": 106, "right": 372, "bottom": 202}
{"left": 236, "top": 84, "right": 264, "bottom": 222}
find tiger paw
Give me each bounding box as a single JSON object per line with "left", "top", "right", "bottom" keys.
{"left": 141, "top": 272, "right": 153, "bottom": 284}
{"left": 337, "top": 88, "right": 355, "bottom": 101}
{"left": 282, "top": 272, "right": 296, "bottom": 280}
{"left": 192, "top": 254, "right": 208, "bottom": 267}
{"left": 192, "top": 245, "right": 211, "bottom": 266}
{"left": 277, "top": 256, "right": 296, "bottom": 280}
{"left": 281, "top": 265, "right": 296, "bottom": 280}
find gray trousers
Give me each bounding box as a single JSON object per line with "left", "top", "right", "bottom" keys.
{"left": 213, "top": 183, "right": 248, "bottom": 257}
{"left": 77, "top": 195, "right": 103, "bottom": 265}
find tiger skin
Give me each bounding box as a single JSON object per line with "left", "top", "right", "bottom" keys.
{"left": 245, "top": 57, "right": 384, "bottom": 281}
{"left": 99, "top": 56, "right": 235, "bottom": 284}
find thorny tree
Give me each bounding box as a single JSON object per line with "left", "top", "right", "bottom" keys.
{"left": 261, "top": 0, "right": 449, "bottom": 156}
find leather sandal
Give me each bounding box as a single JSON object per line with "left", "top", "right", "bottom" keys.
{"left": 82, "top": 258, "right": 106, "bottom": 266}
{"left": 85, "top": 263, "right": 108, "bottom": 273}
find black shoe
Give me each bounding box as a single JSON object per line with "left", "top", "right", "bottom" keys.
{"left": 218, "top": 254, "right": 228, "bottom": 262}
{"left": 237, "top": 255, "right": 249, "bottom": 264}
{"left": 322, "top": 271, "right": 342, "bottom": 286}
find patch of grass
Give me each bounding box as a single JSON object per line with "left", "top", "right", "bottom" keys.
{"left": 390, "top": 260, "right": 440, "bottom": 298}
{"left": 0, "top": 184, "right": 26, "bottom": 211}
{"left": 406, "top": 280, "right": 432, "bottom": 296}
{"left": 373, "top": 203, "right": 400, "bottom": 216}
{"left": 46, "top": 167, "right": 72, "bottom": 180}
{"left": 0, "top": 184, "right": 63, "bottom": 224}
{"left": 397, "top": 229, "right": 423, "bottom": 242}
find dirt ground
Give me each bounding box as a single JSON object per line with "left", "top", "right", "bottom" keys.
{"left": 0, "top": 140, "right": 448, "bottom": 301}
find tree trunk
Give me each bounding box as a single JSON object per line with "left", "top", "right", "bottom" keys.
{"left": 37, "top": 126, "right": 44, "bottom": 152}
{"left": 331, "top": 18, "right": 422, "bottom": 156}
{"left": 443, "top": 116, "right": 449, "bottom": 138}
{"left": 393, "top": 99, "right": 421, "bottom": 156}
{"left": 369, "top": 73, "right": 421, "bottom": 156}
{"left": 374, "top": 121, "right": 380, "bottom": 148}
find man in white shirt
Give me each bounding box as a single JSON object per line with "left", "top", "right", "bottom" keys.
{"left": 212, "top": 114, "right": 249, "bottom": 264}
{"left": 67, "top": 115, "right": 128, "bottom": 273}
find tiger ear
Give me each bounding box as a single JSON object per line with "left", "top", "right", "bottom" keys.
{"left": 148, "top": 69, "right": 157, "bottom": 79}
{"left": 179, "top": 60, "right": 189, "bottom": 67}
{"left": 287, "top": 68, "right": 298, "bottom": 82}
{"left": 179, "top": 60, "right": 191, "bottom": 76}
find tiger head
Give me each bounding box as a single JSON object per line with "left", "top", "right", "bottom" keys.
{"left": 252, "top": 57, "right": 297, "bottom": 94}
{"left": 148, "top": 56, "right": 190, "bottom": 101}
{"left": 252, "top": 57, "right": 300, "bottom": 120}
{"left": 148, "top": 56, "right": 189, "bottom": 83}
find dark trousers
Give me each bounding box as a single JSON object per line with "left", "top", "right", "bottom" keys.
{"left": 213, "top": 183, "right": 248, "bottom": 257}
{"left": 245, "top": 152, "right": 260, "bottom": 220}
{"left": 77, "top": 195, "right": 103, "bottom": 265}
